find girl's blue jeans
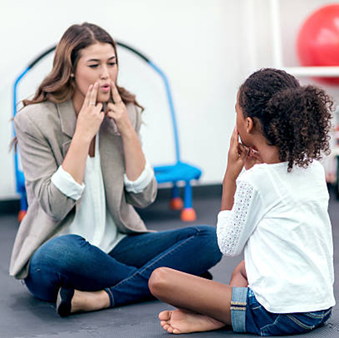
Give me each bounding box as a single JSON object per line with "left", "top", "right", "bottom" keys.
{"left": 24, "top": 225, "right": 222, "bottom": 307}
{"left": 231, "top": 287, "right": 332, "bottom": 336}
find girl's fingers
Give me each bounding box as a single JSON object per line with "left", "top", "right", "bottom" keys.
{"left": 230, "top": 127, "right": 241, "bottom": 153}
{"left": 230, "top": 127, "right": 237, "bottom": 146}
{"left": 238, "top": 144, "right": 248, "bottom": 160}
{"left": 111, "top": 81, "right": 122, "bottom": 104}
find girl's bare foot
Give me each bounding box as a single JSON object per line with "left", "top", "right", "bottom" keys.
{"left": 159, "top": 309, "right": 225, "bottom": 334}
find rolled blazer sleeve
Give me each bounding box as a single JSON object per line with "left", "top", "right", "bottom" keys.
{"left": 14, "top": 112, "right": 80, "bottom": 222}
{"left": 124, "top": 159, "right": 154, "bottom": 194}
{"left": 51, "top": 165, "right": 85, "bottom": 200}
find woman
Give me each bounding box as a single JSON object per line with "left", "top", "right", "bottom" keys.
{"left": 10, "top": 22, "right": 222, "bottom": 317}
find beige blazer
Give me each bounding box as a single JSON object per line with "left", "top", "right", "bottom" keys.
{"left": 10, "top": 100, "right": 157, "bottom": 279}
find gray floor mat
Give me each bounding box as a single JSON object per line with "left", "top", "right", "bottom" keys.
{"left": 1, "top": 193, "right": 338, "bottom": 337}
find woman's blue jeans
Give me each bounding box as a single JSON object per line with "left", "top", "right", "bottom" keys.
{"left": 24, "top": 225, "right": 222, "bottom": 307}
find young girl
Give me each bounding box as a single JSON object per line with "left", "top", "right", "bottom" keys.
{"left": 10, "top": 23, "right": 222, "bottom": 317}
{"left": 149, "top": 68, "right": 335, "bottom": 336}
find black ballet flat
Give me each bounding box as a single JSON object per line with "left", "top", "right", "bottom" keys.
{"left": 56, "top": 287, "right": 74, "bottom": 317}
{"left": 200, "top": 271, "right": 213, "bottom": 280}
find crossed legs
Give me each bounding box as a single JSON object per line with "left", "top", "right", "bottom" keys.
{"left": 25, "top": 226, "right": 222, "bottom": 316}
{"left": 149, "top": 260, "right": 248, "bottom": 334}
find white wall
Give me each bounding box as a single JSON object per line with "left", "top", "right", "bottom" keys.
{"left": 1, "top": 0, "right": 338, "bottom": 200}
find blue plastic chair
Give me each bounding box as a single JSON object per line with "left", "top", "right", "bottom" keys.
{"left": 13, "top": 43, "right": 202, "bottom": 222}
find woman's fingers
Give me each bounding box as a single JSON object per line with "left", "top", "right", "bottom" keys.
{"left": 106, "top": 102, "right": 115, "bottom": 113}
{"left": 83, "top": 84, "right": 93, "bottom": 107}
{"left": 88, "top": 82, "right": 99, "bottom": 107}
{"left": 105, "top": 81, "right": 124, "bottom": 116}
{"left": 110, "top": 80, "right": 122, "bottom": 104}
{"left": 95, "top": 103, "right": 104, "bottom": 114}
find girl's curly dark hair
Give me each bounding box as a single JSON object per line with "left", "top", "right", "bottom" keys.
{"left": 238, "top": 68, "right": 334, "bottom": 172}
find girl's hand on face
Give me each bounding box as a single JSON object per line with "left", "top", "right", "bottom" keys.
{"left": 76, "top": 82, "right": 105, "bottom": 141}
{"left": 105, "top": 81, "right": 133, "bottom": 136}
{"left": 225, "top": 127, "right": 248, "bottom": 181}
{"left": 244, "top": 147, "right": 263, "bottom": 170}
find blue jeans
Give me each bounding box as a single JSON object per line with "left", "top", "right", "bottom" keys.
{"left": 231, "top": 287, "right": 332, "bottom": 336}
{"left": 25, "top": 225, "right": 222, "bottom": 307}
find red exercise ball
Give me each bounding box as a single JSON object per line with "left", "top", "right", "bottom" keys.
{"left": 297, "top": 4, "right": 339, "bottom": 85}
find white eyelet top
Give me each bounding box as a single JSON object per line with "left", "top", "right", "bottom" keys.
{"left": 217, "top": 161, "right": 335, "bottom": 313}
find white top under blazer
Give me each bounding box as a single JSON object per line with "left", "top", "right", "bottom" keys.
{"left": 51, "top": 133, "right": 154, "bottom": 253}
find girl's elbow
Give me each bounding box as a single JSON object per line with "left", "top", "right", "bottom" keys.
{"left": 220, "top": 248, "right": 237, "bottom": 257}
{"left": 217, "top": 238, "right": 240, "bottom": 257}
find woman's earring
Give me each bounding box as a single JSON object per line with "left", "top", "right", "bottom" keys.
{"left": 70, "top": 73, "right": 75, "bottom": 78}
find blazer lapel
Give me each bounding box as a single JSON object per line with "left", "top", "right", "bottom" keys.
{"left": 99, "top": 116, "right": 125, "bottom": 219}
{"left": 62, "top": 140, "right": 72, "bottom": 158}
{"left": 57, "top": 100, "right": 77, "bottom": 157}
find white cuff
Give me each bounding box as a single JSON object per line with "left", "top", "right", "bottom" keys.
{"left": 218, "top": 210, "right": 231, "bottom": 220}
{"left": 124, "top": 160, "right": 154, "bottom": 194}
{"left": 51, "top": 165, "right": 85, "bottom": 200}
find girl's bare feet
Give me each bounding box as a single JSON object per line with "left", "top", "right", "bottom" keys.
{"left": 159, "top": 309, "right": 225, "bottom": 334}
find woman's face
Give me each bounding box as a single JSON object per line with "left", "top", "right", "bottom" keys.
{"left": 73, "top": 42, "right": 118, "bottom": 107}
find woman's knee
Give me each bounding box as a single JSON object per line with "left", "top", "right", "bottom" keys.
{"left": 196, "top": 225, "right": 218, "bottom": 237}
{"left": 32, "top": 234, "right": 87, "bottom": 274}
{"left": 47, "top": 234, "right": 85, "bottom": 249}
{"left": 25, "top": 235, "right": 89, "bottom": 301}
{"left": 195, "top": 225, "right": 223, "bottom": 263}
{"left": 39, "top": 234, "right": 85, "bottom": 257}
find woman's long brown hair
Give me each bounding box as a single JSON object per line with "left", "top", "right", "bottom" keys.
{"left": 23, "top": 22, "right": 142, "bottom": 109}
